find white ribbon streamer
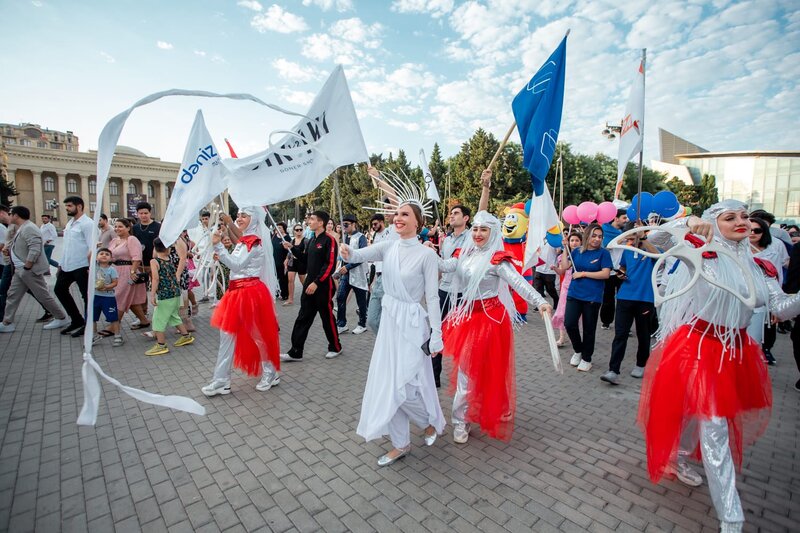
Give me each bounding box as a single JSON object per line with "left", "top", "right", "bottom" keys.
{"left": 542, "top": 311, "right": 563, "bottom": 374}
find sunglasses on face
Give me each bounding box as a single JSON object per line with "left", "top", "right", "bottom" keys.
{"left": 294, "top": 228, "right": 302, "bottom": 232}
{"left": 751, "top": 229, "right": 763, "bottom": 234}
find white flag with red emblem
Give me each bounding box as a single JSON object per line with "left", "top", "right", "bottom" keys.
{"left": 615, "top": 58, "right": 645, "bottom": 199}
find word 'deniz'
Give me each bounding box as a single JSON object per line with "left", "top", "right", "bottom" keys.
{"left": 252, "top": 113, "right": 330, "bottom": 170}
{"left": 180, "top": 145, "right": 220, "bottom": 183}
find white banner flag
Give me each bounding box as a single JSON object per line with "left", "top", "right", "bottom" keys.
{"left": 523, "top": 184, "right": 561, "bottom": 272}
{"left": 159, "top": 110, "right": 227, "bottom": 247}
{"left": 226, "top": 65, "right": 369, "bottom": 205}
{"left": 614, "top": 57, "right": 645, "bottom": 199}
{"left": 419, "top": 149, "right": 440, "bottom": 203}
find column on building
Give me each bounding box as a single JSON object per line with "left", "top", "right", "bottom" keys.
{"left": 56, "top": 172, "right": 67, "bottom": 225}
{"left": 121, "top": 177, "right": 131, "bottom": 218}
{"left": 80, "top": 174, "right": 90, "bottom": 211}
{"left": 32, "top": 171, "right": 44, "bottom": 222}
{"left": 158, "top": 180, "right": 168, "bottom": 220}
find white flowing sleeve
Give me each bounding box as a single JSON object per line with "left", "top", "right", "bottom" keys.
{"left": 497, "top": 261, "right": 547, "bottom": 308}
{"left": 439, "top": 257, "right": 458, "bottom": 273}
{"left": 345, "top": 240, "right": 392, "bottom": 264}
{"left": 765, "top": 274, "right": 800, "bottom": 321}
{"left": 423, "top": 249, "right": 443, "bottom": 352}
{"left": 215, "top": 242, "right": 261, "bottom": 274}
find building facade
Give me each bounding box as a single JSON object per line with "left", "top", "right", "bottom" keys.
{"left": 1, "top": 123, "right": 179, "bottom": 229}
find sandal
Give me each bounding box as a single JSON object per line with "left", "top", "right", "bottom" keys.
{"left": 141, "top": 331, "right": 155, "bottom": 339}
{"left": 98, "top": 330, "right": 114, "bottom": 337}
{"left": 130, "top": 322, "right": 151, "bottom": 330}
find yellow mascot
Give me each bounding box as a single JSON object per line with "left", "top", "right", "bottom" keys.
{"left": 502, "top": 202, "right": 534, "bottom": 320}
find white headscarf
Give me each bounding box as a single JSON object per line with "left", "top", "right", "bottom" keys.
{"left": 657, "top": 199, "right": 768, "bottom": 353}
{"left": 238, "top": 205, "right": 278, "bottom": 297}
{"left": 448, "top": 211, "right": 519, "bottom": 325}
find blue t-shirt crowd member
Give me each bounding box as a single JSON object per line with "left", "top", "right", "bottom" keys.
{"left": 561, "top": 223, "right": 613, "bottom": 372}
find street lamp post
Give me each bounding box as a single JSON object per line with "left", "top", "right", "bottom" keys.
{"left": 601, "top": 121, "right": 623, "bottom": 141}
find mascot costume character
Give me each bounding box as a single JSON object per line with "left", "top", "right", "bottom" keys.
{"left": 501, "top": 201, "right": 534, "bottom": 320}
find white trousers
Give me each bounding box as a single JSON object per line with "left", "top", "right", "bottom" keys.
{"left": 212, "top": 330, "right": 276, "bottom": 383}
{"left": 388, "top": 384, "right": 431, "bottom": 449}
{"left": 700, "top": 417, "right": 744, "bottom": 524}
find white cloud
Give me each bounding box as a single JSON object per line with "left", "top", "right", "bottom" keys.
{"left": 393, "top": 105, "right": 419, "bottom": 116}
{"left": 194, "top": 50, "right": 206, "bottom": 57}
{"left": 329, "top": 18, "right": 383, "bottom": 48}
{"left": 237, "top": 0, "right": 263, "bottom": 11}
{"left": 251, "top": 5, "right": 308, "bottom": 34}
{"left": 387, "top": 119, "right": 421, "bottom": 132}
{"left": 302, "top": 0, "right": 354, "bottom": 11}
{"left": 99, "top": 51, "right": 115, "bottom": 63}
{"left": 302, "top": 33, "right": 365, "bottom": 65}
{"left": 156, "top": 41, "right": 173, "bottom": 50}
{"left": 281, "top": 89, "right": 316, "bottom": 107}
{"left": 391, "top": 0, "right": 454, "bottom": 18}
{"left": 210, "top": 54, "right": 226, "bottom": 64}
{"left": 272, "top": 58, "right": 321, "bottom": 82}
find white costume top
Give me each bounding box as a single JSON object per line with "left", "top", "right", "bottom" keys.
{"left": 345, "top": 236, "right": 445, "bottom": 442}
{"left": 214, "top": 241, "right": 264, "bottom": 280}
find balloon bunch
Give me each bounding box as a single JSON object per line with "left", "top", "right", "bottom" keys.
{"left": 626, "top": 190, "right": 682, "bottom": 221}
{"left": 562, "top": 201, "right": 618, "bottom": 226}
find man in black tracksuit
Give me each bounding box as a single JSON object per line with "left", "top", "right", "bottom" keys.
{"left": 281, "top": 211, "right": 342, "bottom": 361}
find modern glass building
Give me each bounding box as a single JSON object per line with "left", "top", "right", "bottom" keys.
{"left": 655, "top": 129, "right": 800, "bottom": 224}
{"left": 676, "top": 152, "right": 800, "bottom": 224}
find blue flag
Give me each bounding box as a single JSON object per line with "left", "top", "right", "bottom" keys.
{"left": 512, "top": 35, "right": 567, "bottom": 196}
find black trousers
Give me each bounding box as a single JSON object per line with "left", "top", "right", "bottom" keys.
{"left": 533, "top": 272, "right": 559, "bottom": 309}
{"left": 791, "top": 319, "right": 800, "bottom": 374}
{"left": 432, "top": 289, "right": 461, "bottom": 387}
{"left": 275, "top": 259, "right": 289, "bottom": 300}
{"left": 564, "top": 297, "right": 601, "bottom": 362}
{"left": 289, "top": 280, "right": 341, "bottom": 357}
{"left": 600, "top": 277, "right": 620, "bottom": 326}
{"left": 763, "top": 323, "right": 777, "bottom": 351}
{"left": 54, "top": 266, "right": 89, "bottom": 325}
{"left": 608, "top": 299, "right": 654, "bottom": 373}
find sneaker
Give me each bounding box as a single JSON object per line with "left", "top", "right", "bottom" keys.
{"left": 720, "top": 521, "right": 743, "bottom": 533}
{"left": 337, "top": 325, "right": 349, "bottom": 334}
{"left": 280, "top": 353, "right": 302, "bottom": 362}
{"left": 577, "top": 360, "right": 592, "bottom": 372}
{"left": 0, "top": 323, "right": 16, "bottom": 333}
{"left": 145, "top": 343, "right": 169, "bottom": 356}
{"left": 112, "top": 336, "right": 124, "bottom": 347}
{"left": 70, "top": 326, "right": 86, "bottom": 338}
{"left": 601, "top": 324, "right": 610, "bottom": 330}
{"left": 61, "top": 323, "right": 82, "bottom": 335}
{"left": 667, "top": 461, "right": 703, "bottom": 487}
{"left": 36, "top": 312, "right": 53, "bottom": 323}
{"left": 201, "top": 380, "right": 231, "bottom": 397}
{"left": 256, "top": 374, "right": 280, "bottom": 392}
{"left": 92, "top": 334, "right": 102, "bottom": 345}
{"left": 453, "top": 423, "right": 470, "bottom": 444}
{"left": 764, "top": 349, "right": 776, "bottom": 366}
{"left": 174, "top": 334, "right": 195, "bottom": 347}
{"left": 43, "top": 318, "right": 70, "bottom": 330}
{"left": 325, "top": 350, "right": 343, "bottom": 359}
{"left": 352, "top": 325, "right": 368, "bottom": 335}
{"left": 630, "top": 366, "right": 645, "bottom": 378}
{"left": 600, "top": 370, "right": 619, "bottom": 385}
{"left": 569, "top": 353, "right": 582, "bottom": 367}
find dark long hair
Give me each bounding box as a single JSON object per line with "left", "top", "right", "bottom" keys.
{"left": 750, "top": 217, "right": 772, "bottom": 249}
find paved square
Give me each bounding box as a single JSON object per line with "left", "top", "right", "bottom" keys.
{"left": 0, "top": 284, "right": 798, "bottom": 532}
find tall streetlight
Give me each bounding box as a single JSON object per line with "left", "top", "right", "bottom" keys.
{"left": 601, "top": 121, "right": 622, "bottom": 140}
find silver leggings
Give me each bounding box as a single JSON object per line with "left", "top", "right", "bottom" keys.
{"left": 212, "top": 330, "right": 276, "bottom": 382}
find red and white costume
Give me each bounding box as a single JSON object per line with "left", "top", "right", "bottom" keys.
{"left": 637, "top": 200, "right": 800, "bottom": 532}
{"left": 440, "top": 211, "right": 547, "bottom": 441}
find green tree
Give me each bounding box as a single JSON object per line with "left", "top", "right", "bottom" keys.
{"left": 665, "top": 177, "right": 701, "bottom": 214}
{"left": 698, "top": 174, "right": 719, "bottom": 214}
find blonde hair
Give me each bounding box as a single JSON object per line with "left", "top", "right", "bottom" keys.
{"left": 581, "top": 223, "right": 603, "bottom": 252}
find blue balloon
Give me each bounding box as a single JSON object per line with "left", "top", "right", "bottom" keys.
{"left": 629, "top": 192, "right": 654, "bottom": 220}
{"left": 546, "top": 232, "right": 562, "bottom": 248}
{"left": 653, "top": 190, "right": 680, "bottom": 217}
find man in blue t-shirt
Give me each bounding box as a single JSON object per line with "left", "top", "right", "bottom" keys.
{"left": 599, "top": 209, "right": 629, "bottom": 329}
{"left": 601, "top": 227, "right": 659, "bottom": 385}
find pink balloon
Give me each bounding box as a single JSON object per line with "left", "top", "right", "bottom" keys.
{"left": 562, "top": 205, "right": 581, "bottom": 225}
{"left": 577, "top": 201, "right": 599, "bottom": 223}
{"left": 596, "top": 201, "right": 617, "bottom": 225}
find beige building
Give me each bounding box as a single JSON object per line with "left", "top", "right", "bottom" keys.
{"left": 1, "top": 123, "right": 179, "bottom": 229}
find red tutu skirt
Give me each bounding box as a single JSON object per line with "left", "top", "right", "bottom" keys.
{"left": 442, "top": 297, "right": 515, "bottom": 441}
{"left": 211, "top": 277, "right": 280, "bottom": 376}
{"left": 637, "top": 322, "right": 772, "bottom": 483}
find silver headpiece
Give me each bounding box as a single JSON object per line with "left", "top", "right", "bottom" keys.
{"left": 701, "top": 199, "right": 748, "bottom": 222}
{"left": 364, "top": 169, "right": 433, "bottom": 219}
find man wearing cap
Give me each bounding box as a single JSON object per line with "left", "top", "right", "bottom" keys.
{"left": 336, "top": 214, "right": 369, "bottom": 335}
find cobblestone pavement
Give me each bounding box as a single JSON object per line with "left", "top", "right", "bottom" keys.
{"left": 0, "top": 282, "right": 798, "bottom": 533}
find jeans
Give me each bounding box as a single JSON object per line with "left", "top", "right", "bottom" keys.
{"left": 564, "top": 297, "right": 601, "bottom": 362}
{"left": 608, "top": 299, "right": 654, "bottom": 373}
{"left": 0, "top": 264, "right": 13, "bottom": 321}
{"left": 336, "top": 274, "right": 368, "bottom": 328}
{"left": 367, "top": 274, "right": 384, "bottom": 332}
{"left": 44, "top": 244, "right": 59, "bottom": 268}
{"left": 533, "top": 272, "right": 559, "bottom": 309}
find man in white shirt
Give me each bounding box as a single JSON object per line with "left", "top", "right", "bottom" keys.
{"left": 0, "top": 205, "right": 12, "bottom": 320}
{"left": 533, "top": 242, "right": 561, "bottom": 309}
{"left": 54, "top": 196, "right": 95, "bottom": 336}
{"left": 40, "top": 214, "right": 59, "bottom": 269}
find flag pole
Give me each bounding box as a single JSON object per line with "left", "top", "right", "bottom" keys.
{"left": 486, "top": 121, "right": 517, "bottom": 172}
{"left": 635, "top": 48, "right": 646, "bottom": 223}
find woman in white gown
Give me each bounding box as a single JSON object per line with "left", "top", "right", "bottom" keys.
{"left": 341, "top": 202, "right": 445, "bottom": 466}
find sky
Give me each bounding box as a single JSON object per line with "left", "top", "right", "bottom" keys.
{"left": 1, "top": 0, "right": 798, "bottom": 170}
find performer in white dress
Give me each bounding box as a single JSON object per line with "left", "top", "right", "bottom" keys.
{"left": 341, "top": 200, "right": 445, "bottom": 466}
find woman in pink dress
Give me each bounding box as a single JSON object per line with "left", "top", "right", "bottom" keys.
{"left": 551, "top": 232, "right": 582, "bottom": 346}
{"left": 109, "top": 218, "right": 149, "bottom": 328}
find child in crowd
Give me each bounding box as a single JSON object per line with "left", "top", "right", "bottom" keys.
{"left": 93, "top": 248, "right": 123, "bottom": 347}
{"left": 146, "top": 238, "right": 194, "bottom": 356}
